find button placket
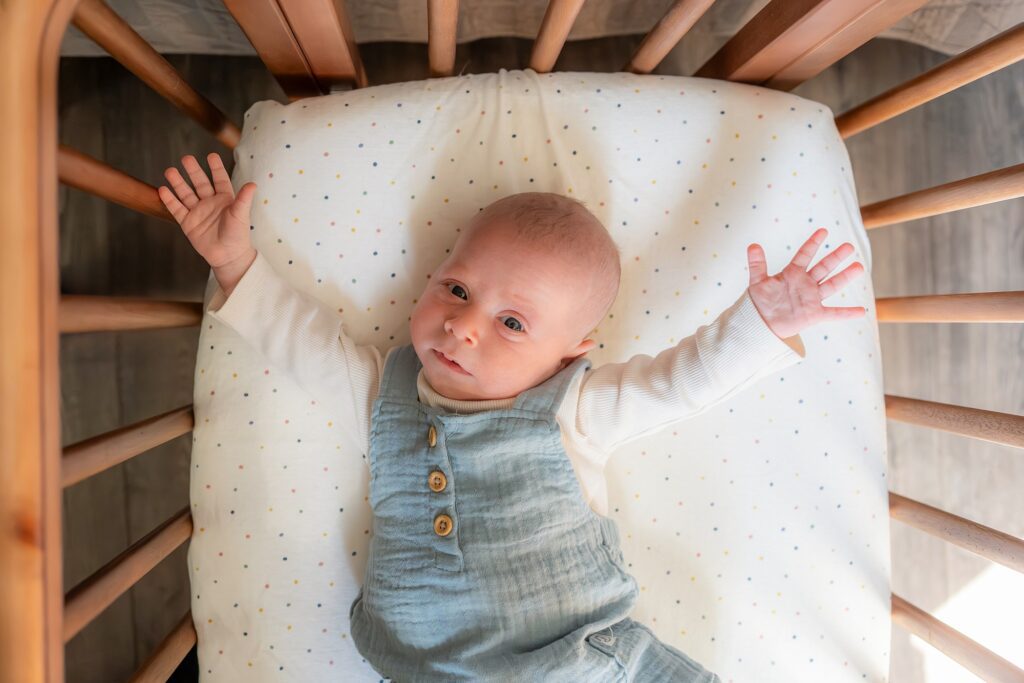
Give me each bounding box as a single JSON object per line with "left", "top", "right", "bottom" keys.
{"left": 425, "top": 418, "right": 462, "bottom": 570}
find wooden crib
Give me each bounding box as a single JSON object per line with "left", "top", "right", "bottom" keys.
{"left": 2, "top": 0, "right": 1022, "bottom": 681}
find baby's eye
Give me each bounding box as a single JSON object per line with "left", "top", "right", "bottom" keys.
{"left": 501, "top": 316, "right": 524, "bottom": 333}
{"left": 447, "top": 283, "right": 468, "bottom": 300}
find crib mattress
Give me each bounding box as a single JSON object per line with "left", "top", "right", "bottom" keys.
{"left": 189, "top": 68, "right": 891, "bottom": 682}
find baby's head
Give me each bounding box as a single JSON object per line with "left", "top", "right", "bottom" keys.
{"left": 410, "top": 192, "right": 621, "bottom": 400}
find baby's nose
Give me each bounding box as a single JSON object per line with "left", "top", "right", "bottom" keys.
{"left": 445, "top": 315, "right": 478, "bottom": 344}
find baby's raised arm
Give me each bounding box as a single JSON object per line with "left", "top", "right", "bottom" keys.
{"left": 576, "top": 229, "right": 865, "bottom": 454}
{"left": 159, "top": 153, "right": 381, "bottom": 458}
{"left": 159, "top": 153, "right": 257, "bottom": 297}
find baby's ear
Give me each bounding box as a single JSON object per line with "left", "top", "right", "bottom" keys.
{"left": 570, "top": 337, "right": 597, "bottom": 358}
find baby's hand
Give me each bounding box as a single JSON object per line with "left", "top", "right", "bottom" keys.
{"left": 746, "top": 228, "right": 866, "bottom": 340}
{"left": 159, "top": 152, "right": 257, "bottom": 296}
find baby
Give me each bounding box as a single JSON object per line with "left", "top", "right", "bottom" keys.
{"left": 161, "top": 152, "right": 866, "bottom": 682}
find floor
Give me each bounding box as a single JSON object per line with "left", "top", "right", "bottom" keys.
{"left": 57, "top": 25, "right": 1023, "bottom": 683}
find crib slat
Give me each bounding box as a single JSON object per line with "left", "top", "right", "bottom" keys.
{"left": 884, "top": 394, "right": 1024, "bottom": 450}
{"left": 63, "top": 508, "right": 192, "bottom": 643}
{"left": 860, "top": 162, "right": 1024, "bottom": 229}
{"left": 836, "top": 22, "right": 1024, "bottom": 138}
{"left": 60, "top": 295, "right": 202, "bottom": 334}
{"left": 623, "top": 0, "right": 716, "bottom": 74}
{"left": 71, "top": 0, "right": 241, "bottom": 149}
{"left": 276, "top": 0, "right": 368, "bottom": 90}
{"left": 127, "top": 611, "right": 196, "bottom": 683}
{"left": 891, "top": 593, "right": 1024, "bottom": 683}
{"left": 428, "top": 0, "right": 460, "bottom": 78}
{"left": 876, "top": 291, "right": 1024, "bottom": 323}
{"left": 221, "top": 0, "right": 323, "bottom": 100}
{"left": 622, "top": 0, "right": 712, "bottom": 74}
{"left": 62, "top": 406, "right": 194, "bottom": 488}
{"left": 694, "top": 0, "right": 930, "bottom": 90}
{"left": 529, "top": 0, "right": 587, "bottom": 73}
{"left": 890, "top": 493, "right": 1024, "bottom": 574}
{"left": 58, "top": 145, "right": 173, "bottom": 221}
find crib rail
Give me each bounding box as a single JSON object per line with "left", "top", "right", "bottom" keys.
{"left": 529, "top": 0, "right": 586, "bottom": 73}
{"left": 890, "top": 493, "right": 1024, "bottom": 574}
{"left": 70, "top": 0, "right": 240, "bottom": 147}
{"left": 876, "top": 292, "right": 1024, "bottom": 323}
{"left": 836, "top": 22, "right": 1024, "bottom": 138}
{"left": 884, "top": 395, "right": 1024, "bottom": 449}
{"left": 3, "top": 0, "right": 1022, "bottom": 681}
{"left": 891, "top": 594, "right": 1024, "bottom": 683}
{"left": 624, "top": 0, "right": 715, "bottom": 74}
{"left": 695, "top": 0, "right": 933, "bottom": 89}
{"left": 272, "top": 0, "right": 367, "bottom": 91}
{"left": 128, "top": 612, "right": 197, "bottom": 683}
{"left": 428, "top": 0, "right": 459, "bottom": 78}
{"left": 58, "top": 145, "right": 175, "bottom": 220}
{"left": 861, "top": 163, "right": 1024, "bottom": 229}
{"left": 62, "top": 508, "right": 192, "bottom": 643}
{"left": 62, "top": 406, "right": 194, "bottom": 488}
{"left": 60, "top": 295, "right": 202, "bottom": 333}
{"left": 218, "top": 0, "right": 322, "bottom": 99}
{"left": 222, "top": 0, "right": 367, "bottom": 99}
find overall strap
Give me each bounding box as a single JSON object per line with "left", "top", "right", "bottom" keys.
{"left": 378, "top": 343, "right": 422, "bottom": 401}
{"left": 513, "top": 355, "right": 592, "bottom": 416}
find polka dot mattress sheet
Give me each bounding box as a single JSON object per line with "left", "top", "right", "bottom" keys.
{"left": 190, "top": 68, "right": 891, "bottom": 681}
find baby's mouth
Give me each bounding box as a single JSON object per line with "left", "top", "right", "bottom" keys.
{"left": 433, "top": 348, "right": 471, "bottom": 375}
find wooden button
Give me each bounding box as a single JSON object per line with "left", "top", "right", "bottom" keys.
{"left": 433, "top": 514, "right": 454, "bottom": 537}
{"left": 428, "top": 470, "right": 447, "bottom": 492}
{"left": 427, "top": 424, "right": 437, "bottom": 447}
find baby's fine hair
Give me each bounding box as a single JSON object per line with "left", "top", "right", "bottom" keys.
{"left": 469, "top": 192, "right": 621, "bottom": 338}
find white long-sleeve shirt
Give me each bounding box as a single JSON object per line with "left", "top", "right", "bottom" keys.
{"left": 206, "top": 250, "right": 806, "bottom": 517}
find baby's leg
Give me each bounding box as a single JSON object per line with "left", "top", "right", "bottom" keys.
{"left": 586, "top": 617, "right": 723, "bottom": 682}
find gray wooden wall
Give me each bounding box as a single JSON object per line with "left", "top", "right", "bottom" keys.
{"left": 58, "top": 30, "right": 1023, "bottom": 683}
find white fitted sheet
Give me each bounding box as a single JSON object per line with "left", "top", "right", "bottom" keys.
{"left": 189, "top": 68, "right": 891, "bottom": 682}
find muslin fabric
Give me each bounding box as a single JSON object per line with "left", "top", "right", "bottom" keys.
{"left": 349, "top": 342, "right": 721, "bottom": 682}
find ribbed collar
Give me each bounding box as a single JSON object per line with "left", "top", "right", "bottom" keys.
{"left": 415, "top": 368, "right": 516, "bottom": 414}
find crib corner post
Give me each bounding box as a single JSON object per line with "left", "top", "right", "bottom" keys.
{"left": 0, "top": 1, "right": 83, "bottom": 682}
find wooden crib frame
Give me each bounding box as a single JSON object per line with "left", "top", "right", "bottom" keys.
{"left": 2, "top": 0, "right": 1022, "bottom": 680}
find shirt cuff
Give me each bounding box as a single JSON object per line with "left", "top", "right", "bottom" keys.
{"left": 206, "top": 249, "right": 279, "bottom": 325}
{"left": 694, "top": 288, "right": 806, "bottom": 388}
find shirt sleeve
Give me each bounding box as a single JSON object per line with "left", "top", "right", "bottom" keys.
{"left": 575, "top": 287, "right": 806, "bottom": 454}
{"left": 205, "top": 250, "right": 381, "bottom": 457}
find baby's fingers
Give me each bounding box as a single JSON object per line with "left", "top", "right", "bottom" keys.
{"left": 157, "top": 185, "right": 189, "bottom": 224}
{"left": 163, "top": 166, "right": 198, "bottom": 209}
{"left": 207, "top": 152, "right": 234, "bottom": 196}
{"left": 808, "top": 241, "right": 854, "bottom": 283}
{"left": 817, "top": 261, "right": 865, "bottom": 300}
{"left": 789, "top": 227, "right": 827, "bottom": 270}
{"left": 182, "top": 154, "right": 215, "bottom": 200}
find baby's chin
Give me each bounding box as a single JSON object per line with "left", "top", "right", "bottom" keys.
{"left": 423, "top": 365, "right": 527, "bottom": 402}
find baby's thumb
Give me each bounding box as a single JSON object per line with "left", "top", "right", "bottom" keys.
{"left": 234, "top": 182, "right": 256, "bottom": 216}
{"left": 226, "top": 182, "right": 256, "bottom": 230}
{"left": 747, "top": 243, "right": 768, "bottom": 285}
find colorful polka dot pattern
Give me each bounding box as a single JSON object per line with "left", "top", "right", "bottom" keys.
{"left": 190, "top": 68, "right": 890, "bottom": 682}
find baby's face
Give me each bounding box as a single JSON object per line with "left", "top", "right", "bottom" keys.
{"left": 410, "top": 223, "right": 596, "bottom": 401}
